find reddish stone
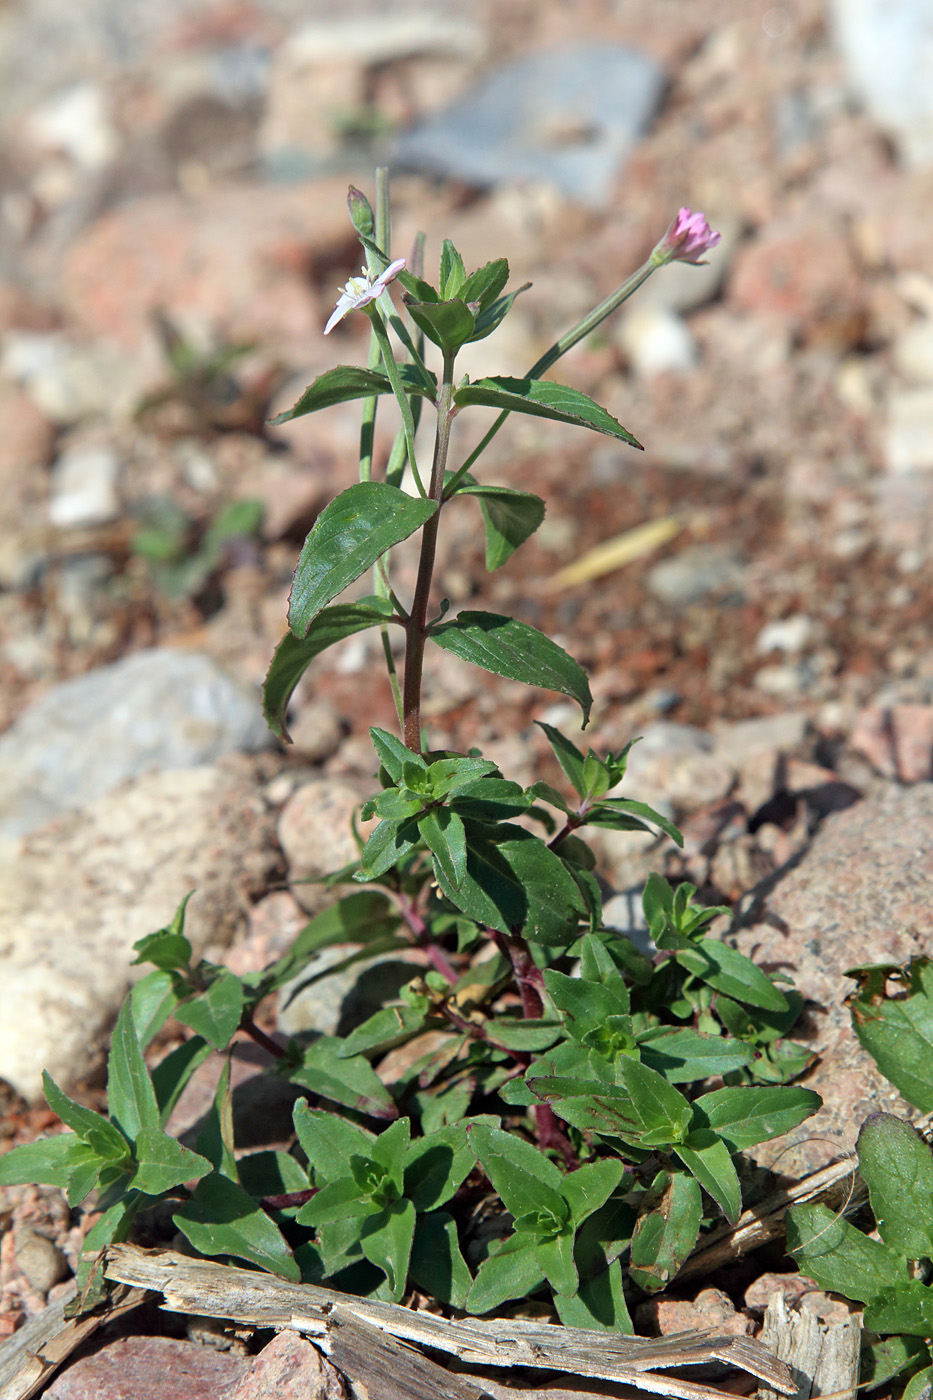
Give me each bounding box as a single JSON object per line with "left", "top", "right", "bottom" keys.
{"left": 851, "top": 704, "right": 933, "bottom": 782}
{"left": 58, "top": 177, "right": 356, "bottom": 355}
{"left": 637, "top": 1287, "right": 750, "bottom": 1337}
{"left": 46, "top": 1334, "right": 246, "bottom": 1400}
{"left": 729, "top": 214, "right": 863, "bottom": 336}
{"left": 220, "top": 1332, "right": 347, "bottom": 1400}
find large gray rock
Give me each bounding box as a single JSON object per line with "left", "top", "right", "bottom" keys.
{"left": 830, "top": 0, "right": 933, "bottom": 167}
{"left": 393, "top": 44, "right": 665, "bottom": 208}
{"left": 736, "top": 783, "right": 933, "bottom": 1176}
{"left": 0, "top": 763, "right": 278, "bottom": 1098}
{"left": 0, "top": 648, "right": 274, "bottom": 839}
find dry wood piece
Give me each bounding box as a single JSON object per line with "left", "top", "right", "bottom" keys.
{"left": 758, "top": 1292, "right": 860, "bottom": 1400}
{"left": 0, "top": 1284, "right": 146, "bottom": 1400}
{"left": 102, "top": 1245, "right": 795, "bottom": 1400}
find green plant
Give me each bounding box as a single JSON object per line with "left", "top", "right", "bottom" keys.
{"left": 787, "top": 1113, "right": 933, "bottom": 1398}
{"left": 0, "top": 179, "right": 820, "bottom": 1324}
{"left": 132, "top": 496, "right": 264, "bottom": 598}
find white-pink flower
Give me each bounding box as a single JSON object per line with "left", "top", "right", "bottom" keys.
{"left": 653, "top": 208, "right": 721, "bottom": 266}
{"left": 324, "top": 258, "right": 407, "bottom": 334}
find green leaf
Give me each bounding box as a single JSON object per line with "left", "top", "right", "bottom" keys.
{"left": 151, "top": 1037, "right": 212, "bottom": 1125}
{"left": 370, "top": 727, "right": 420, "bottom": 782}
{"left": 555, "top": 1258, "right": 632, "bottom": 1333}
{"left": 466, "top": 1234, "right": 545, "bottom": 1314}
{"left": 535, "top": 1229, "right": 577, "bottom": 1296}
{"left": 338, "top": 1004, "right": 430, "bottom": 1060}
{"left": 130, "top": 970, "right": 183, "bottom": 1050}
{"left": 469, "top": 1124, "right": 565, "bottom": 1221}
{"left": 0, "top": 1132, "right": 90, "bottom": 1191}
{"left": 420, "top": 807, "right": 467, "bottom": 887}
{"left": 676, "top": 940, "right": 788, "bottom": 1012}
{"left": 358, "top": 815, "right": 422, "bottom": 880}
{"left": 132, "top": 901, "right": 194, "bottom": 972}
{"left": 469, "top": 283, "right": 531, "bottom": 343}
{"left": 449, "top": 777, "right": 530, "bottom": 822}
{"left": 438, "top": 240, "right": 466, "bottom": 299}
{"left": 271, "top": 364, "right": 434, "bottom": 425}
{"left": 630, "top": 1170, "right": 703, "bottom": 1292}
{"left": 638, "top": 1027, "right": 754, "bottom": 1082}
{"left": 297, "top": 1177, "right": 381, "bottom": 1226}
{"left": 903, "top": 1364, "right": 933, "bottom": 1400}
{"left": 544, "top": 968, "right": 631, "bottom": 1037}
{"left": 131, "top": 1127, "right": 211, "bottom": 1196}
{"left": 237, "top": 1150, "right": 309, "bottom": 1202}
{"left": 41, "top": 1072, "right": 129, "bottom": 1163}
{"left": 674, "top": 1130, "right": 742, "bottom": 1224}
{"left": 176, "top": 969, "right": 244, "bottom": 1052}
{"left": 692, "top": 1086, "right": 822, "bottom": 1151}
{"left": 453, "top": 376, "right": 642, "bottom": 448}
{"left": 786, "top": 1202, "right": 909, "bottom": 1302}
{"left": 458, "top": 258, "right": 509, "bottom": 311}
{"left": 262, "top": 597, "right": 398, "bottom": 742}
{"left": 107, "top": 1000, "right": 160, "bottom": 1141}
{"left": 849, "top": 961, "right": 933, "bottom": 1111}
{"left": 433, "top": 822, "right": 585, "bottom": 945}
{"left": 360, "top": 1197, "right": 416, "bottom": 1301}
{"left": 857, "top": 1114, "right": 933, "bottom": 1259}
{"left": 404, "top": 1125, "right": 475, "bottom": 1211}
{"left": 173, "top": 1172, "right": 300, "bottom": 1279}
{"left": 287, "top": 1037, "right": 397, "bottom": 1118}
{"left": 560, "top": 1158, "right": 626, "bottom": 1227}
{"left": 193, "top": 1055, "right": 237, "bottom": 1180}
{"left": 535, "top": 722, "right": 587, "bottom": 797}
{"left": 584, "top": 798, "right": 684, "bottom": 847}
{"left": 259, "top": 892, "right": 401, "bottom": 996}
{"left": 403, "top": 298, "right": 476, "bottom": 355}
{"left": 861, "top": 1336, "right": 931, "bottom": 1391}
{"left": 409, "top": 1210, "right": 473, "bottom": 1308}
{"left": 430, "top": 612, "right": 592, "bottom": 724}
{"left": 453, "top": 482, "right": 546, "bottom": 570}
{"left": 867, "top": 1285, "right": 933, "bottom": 1337}
{"left": 616, "top": 1058, "right": 692, "bottom": 1140}
{"left": 288, "top": 484, "right": 437, "bottom": 637}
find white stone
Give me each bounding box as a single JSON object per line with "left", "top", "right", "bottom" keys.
{"left": 893, "top": 319, "right": 933, "bottom": 385}
{"left": 616, "top": 304, "right": 698, "bottom": 378}
{"left": 48, "top": 443, "right": 120, "bottom": 528}
{"left": 755, "top": 615, "right": 815, "bottom": 656}
{"left": 0, "top": 649, "right": 273, "bottom": 840}
{"left": 0, "top": 765, "right": 277, "bottom": 1098}
{"left": 884, "top": 387, "right": 933, "bottom": 473}
{"left": 830, "top": 0, "right": 933, "bottom": 167}
{"left": 27, "top": 82, "right": 117, "bottom": 169}
{"left": 280, "top": 13, "right": 482, "bottom": 67}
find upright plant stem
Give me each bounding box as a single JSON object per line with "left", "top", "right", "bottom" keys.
{"left": 402, "top": 351, "right": 456, "bottom": 753}
{"left": 445, "top": 257, "right": 659, "bottom": 497}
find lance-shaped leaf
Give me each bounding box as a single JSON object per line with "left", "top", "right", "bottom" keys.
{"left": 288, "top": 484, "right": 437, "bottom": 636}
{"left": 263, "top": 597, "right": 398, "bottom": 742}
{"left": 433, "top": 822, "right": 585, "bottom": 945}
{"left": 453, "top": 377, "right": 642, "bottom": 448}
{"left": 857, "top": 1114, "right": 933, "bottom": 1259}
{"left": 630, "top": 1169, "right": 702, "bottom": 1292}
{"left": 848, "top": 960, "right": 933, "bottom": 1111}
{"left": 691, "top": 1085, "right": 821, "bottom": 1151}
{"left": 173, "top": 1172, "right": 299, "bottom": 1279}
{"left": 430, "top": 611, "right": 592, "bottom": 724}
{"left": 404, "top": 297, "right": 476, "bottom": 355}
{"left": 271, "top": 363, "right": 435, "bottom": 425}
{"left": 452, "top": 482, "right": 546, "bottom": 569}
{"left": 107, "top": 999, "right": 160, "bottom": 1142}
{"left": 787, "top": 1201, "right": 910, "bottom": 1304}
{"left": 676, "top": 939, "right": 788, "bottom": 1012}
{"left": 674, "top": 1129, "right": 742, "bottom": 1224}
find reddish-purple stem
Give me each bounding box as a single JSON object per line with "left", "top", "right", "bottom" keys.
{"left": 393, "top": 891, "right": 458, "bottom": 984}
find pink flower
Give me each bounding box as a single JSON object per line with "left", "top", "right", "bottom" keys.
{"left": 324, "top": 257, "right": 407, "bottom": 334}
{"left": 653, "top": 208, "right": 721, "bottom": 266}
